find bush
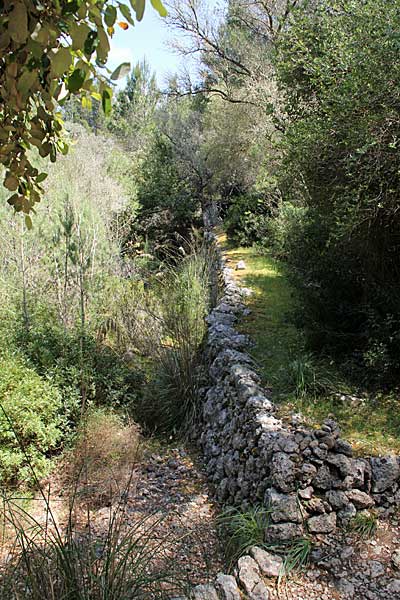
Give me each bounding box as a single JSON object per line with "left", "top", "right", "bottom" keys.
{"left": 15, "top": 313, "right": 144, "bottom": 422}
{"left": 273, "top": 0, "right": 400, "bottom": 382}
{"left": 224, "top": 195, "right": 271, "bottom": 246}
{"left": 136, "top": 245, "right": 214, "bottom": 434}
{"left": 0, "top": 354, "right": 63, "bottom": 484}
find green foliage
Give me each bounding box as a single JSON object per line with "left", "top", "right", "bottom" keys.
{"left": 349, "top": 510, "right": 378, "bottom": 539}
{"left": 217, "top": 505, "right": 271, "bottom": 565}
{"left": 15, "top": 313, "right": 144, "bottom": 417}
{"left": 0, "top": 0, "right": 167, "bottom": 212}
{"left": 274, "top": 0, "right": 400, "bottom": 382}
{"left": 136, "top": 245, "right": 213, "bottom": 434}
{"left": 0, "top": 354, "right": 63, "bottom": 484}
{"left": 224, "top": 195, "right": 271, "bottom": 247}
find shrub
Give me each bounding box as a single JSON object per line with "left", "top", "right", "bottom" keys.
{"left": 224, "top": 195, "right": 271, "bottom": 247}
{"left": 0, "top": 354, "right": 63, "bottom": 484}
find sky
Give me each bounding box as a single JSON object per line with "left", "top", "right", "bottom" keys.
{"left": 107, "top": 6, "right": 194, "bottom": 89}
{"left": 107, "top": 1, "right": 224, "bottom": 89}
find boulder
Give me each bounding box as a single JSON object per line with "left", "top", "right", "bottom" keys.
{"left": 215, "top": 573, "right": 241, "bottom": 600}
{"left": 371, "top": 456, "right": 400, "bottom": 493}
{"left": 236, "top": 556, "right": 270, "bottom": 600}
{"left": 192, "top": 584, "right": 220, "bottom": 600}
{"left": 249, "top": 546, "right": 283, "bottom": 578}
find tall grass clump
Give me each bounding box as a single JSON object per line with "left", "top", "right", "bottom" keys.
{"left": 217, "top": 506, "right": 271, "bottom": 565}
{"left": 136, "top": 242, "right": 215, "bottom": 434}
{"left": 0, "top": 492, "right": 191, "bottom": 600}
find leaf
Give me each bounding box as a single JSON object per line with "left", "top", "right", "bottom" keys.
{"left": 118, "top": 3, "right": 135, "bottom": 25}
{"left": 9, "top": 2, "right": 28, "bottom": 43}
{"left": 110, "top": 62, "right": 131, "bottom": 80}
{"left": 17, "top": 70, "right": 37, "bottom": 97}
{"left": 104, "top": 5, "right": 117, "bottom": 27}
{"left": 133, "top": 0, "right": 145, "bottom": 21}
{"left": 25, "top": 215, "right": 33, "bottom": 230}
{"left": 96, "top": 26, "right": 110, "bottom": 63}
{"left": 50, "top": 47, "right": 72, "bottom": 77}
{"left": 67, "top": 68, "right": 86, "bottom": 92}
{"left": 102, "top": 89, "right": 112, "bottom": 115}
{"left": 70, "top": 22, "right": 91, "bottom": 51}
{"left": 36, "top": 172, "right": 48, "bottom": 183}
{"left": 4, "top": 174, "right": 19, "bottom": 192}
{"left": 117, "top": 21, "right": 129, "bottom": 30}
{"left": 150, "top": 0, "right": 167, "bottom": 18}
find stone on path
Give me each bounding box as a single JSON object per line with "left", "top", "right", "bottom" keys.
{"left": 215, "top": 573, "right": 241, "bottom": 600}
{"left": 236, "top": 555, "right": 270, "bottom": 600}
{"left": 192, "top": 584, "right": 220, "bottom": 600}
{"left": 236, "top": 260, "right": 246, "bottom": 270}
{"left": 249, "top": 546, "right": 283, "bottom": 578}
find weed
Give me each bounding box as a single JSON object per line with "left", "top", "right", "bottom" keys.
{"left": 217, "top": 505, "right": 271, "bottom": 565}
{"left": 277, "top": 536, "right": 313, "bottom": 587}
{"left": 349, "top": 510, "right": 378, "bottom": 539}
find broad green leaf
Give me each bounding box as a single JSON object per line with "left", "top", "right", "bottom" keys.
{"left": 110, "top": 62, "right": 131, "bottom": 80}
{"left": 25, "top": 215, "right": 33, "bottom": 230}
{"left": 9, "top": 2, "right": 28, "bottom": 43}
{"left": 67, "top": 68, "right": 86, "bottom": 92}
{"left": 96, "top": 26, "right": 110, "bottom": 63}
{"left": 150, "top": 0, "right": 167, "bottom": 18}
{"left": 70, "top": 22, "right": 91, "bottom": 51}
{"left": 119, "top": 3, "right": 135, "bottom": 25}
{"left": 133, "top": 0, "right": 145, "bottom": 21}
{"left": 17, "top": 70, "right": 37, "bottom": 97}
{"left": 104, "top": 5, "right": 117, "bottom": 27}
{"left": 102, "top": 89, "right": 112, "bottom": 115}
{"left": 50, "top": 47, "right": 72, "bottom": 77}
{"left": 36, "top": 173, "right": 48, "bottom": 183}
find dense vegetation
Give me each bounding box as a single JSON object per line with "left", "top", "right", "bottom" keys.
{"left": 1, "top": 0, "right": 400, "bottom": 593}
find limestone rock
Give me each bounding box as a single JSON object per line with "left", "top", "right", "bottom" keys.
{"left": 346, "top": 489, "right": 374, "bottom": 508}
{"left": 325, "top": 490, "right": 348, "bottom": 510}
{"left": 215, "top": 573, "right": 241, "bottom": 600}
{"left": 270, "top": 452, "right": 297, "bottom": 492}
{"left": 236, "top": 260, "right": 246, "bottom": 270}
{"left": 265, "top": 522, "right": 303, "bottom": 542}
{"left": 250, "top": 546, "right": 283, "bottom": 578}
{"left": 307, "top": 512, "right": 337, "bottom": 533}
{"left": 265, "top": 488, "right": 302, "bottom": 523}
{"left": 236, "top": 556, "right": 270, "bottom": 600}
{"left": 371, "top": 456, "right": 400, "bottom": 493}
{"left": 192, "top": 584, "right": 220, "bottom": 600}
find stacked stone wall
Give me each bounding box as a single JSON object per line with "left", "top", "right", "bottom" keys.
{"left": 200, "top": 234, "right": 400, "bottom": 540}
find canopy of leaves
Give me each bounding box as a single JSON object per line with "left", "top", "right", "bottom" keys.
{"left": 0, "top": 0, "right": 166, "bottom": 217}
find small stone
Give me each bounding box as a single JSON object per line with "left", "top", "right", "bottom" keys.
{"left": 250, "top": 546, "right": 283, "bottom": 578}
{"left": 192, "top": 584, "right": 220, "bottom": 600}
{"left": 346, "top": 489, "right": 374, "bottom": 508}
{"left": 392, "top": 549, "right": 400, "bottom": 570}
{"left": 236, "top": 556, "right": 270, "bottom": 600}
{"left": 334, "top": 439, "right": 353, "bottom": 456}
{"left": 307, "top": 512, "right": 337, "bottom": 533}
{"left": 369, "top": 561, "right": 384, "bottom": 578}
{"left": 236, "top": 260, "right": 246, "bottom": 270}
{"left": 299, "top": 486, "right": 314, "bottom": 500}
{"left": 325, "top": 490, "right": 348, "bottom": 510}
{"left": 337, "top": 579, "right": 355, "bottom": 598}
{"left": 386, "top": 579, "right": 400, "bottom": 594}
{"left": 215, "top": 573, "right": 241, "bottom": 600}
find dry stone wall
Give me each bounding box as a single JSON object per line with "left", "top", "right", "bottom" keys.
{"left": 200, "top": 233, "right": 400, "bottom": 541}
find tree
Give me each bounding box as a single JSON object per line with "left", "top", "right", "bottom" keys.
{"left": 0, "top": 0, "right": 167, "bottom": 218}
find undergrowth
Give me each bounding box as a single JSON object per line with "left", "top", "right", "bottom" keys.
{"left": 223, "top": 240, "right": 400, "bottom": 455}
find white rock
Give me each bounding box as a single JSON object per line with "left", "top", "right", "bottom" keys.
{"left": 215, "top": 573, "right": 241, "bottom": 600}
{"left": 249, "top": 546, "right": 283, "bottom": 578}
{"left": 236, "top": 260, "right": 246, "bottom": 270}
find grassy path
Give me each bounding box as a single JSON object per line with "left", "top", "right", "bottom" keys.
{"left": 222, "top": 237, "right": 400, "bottom": 456}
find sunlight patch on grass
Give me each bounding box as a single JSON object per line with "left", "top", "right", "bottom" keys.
{"left": 222, "top": 242, "right": 400, "bottom": 456}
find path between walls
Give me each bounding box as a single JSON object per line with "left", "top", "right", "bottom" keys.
{"left": 185, "top": 230, "right": 400, "bottom": 599}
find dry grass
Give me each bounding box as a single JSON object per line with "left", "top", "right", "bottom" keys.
{"left": 65, "top": 409, "right": 141, "bottom": 508}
